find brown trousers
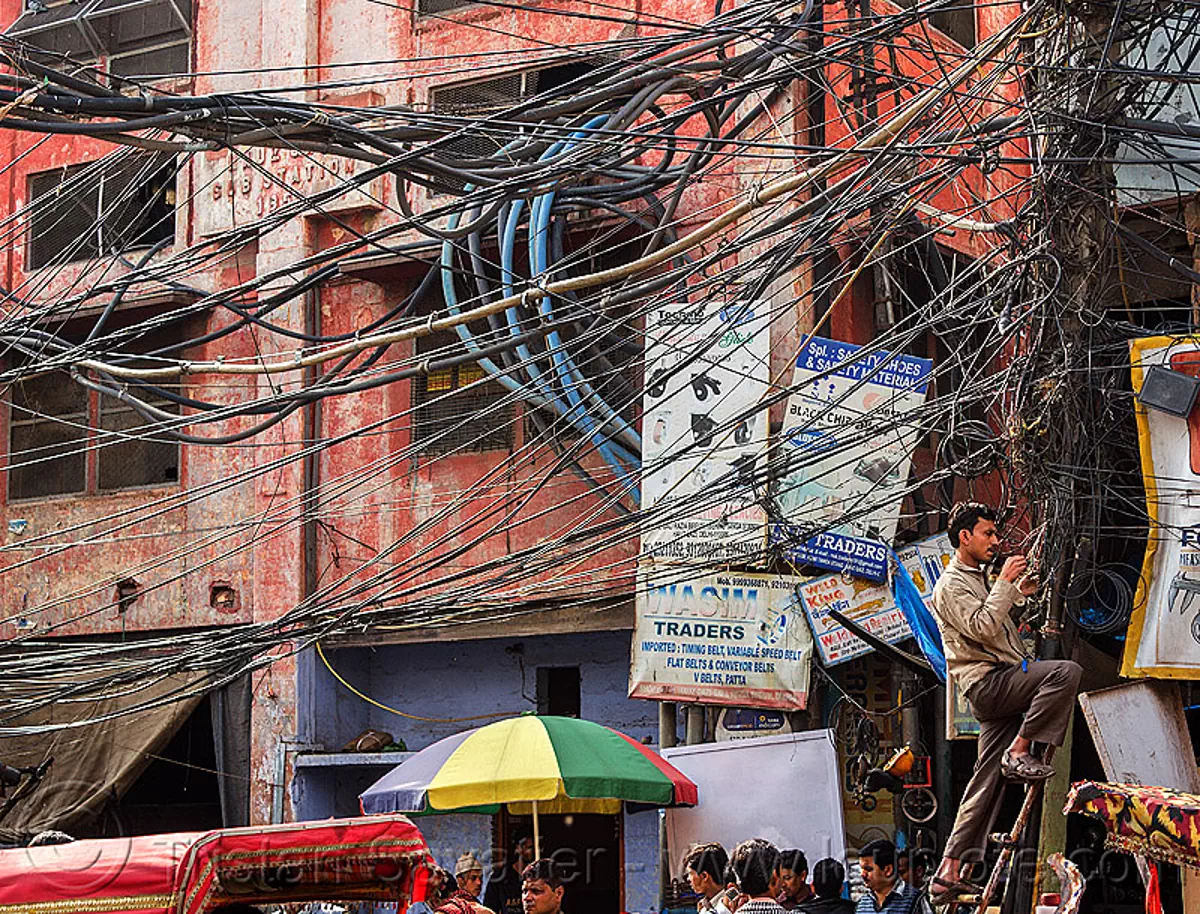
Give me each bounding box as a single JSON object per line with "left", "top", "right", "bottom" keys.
{"left": 943, "top": 659, "right": 1083, "bottom": 861}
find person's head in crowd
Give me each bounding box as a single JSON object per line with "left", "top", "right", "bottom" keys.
{"left": 684, "top": 842, "right": 730, "bottom": 900}
{"left": 896, "top": 849, "right": 931, "bottom": 889}
{"left": 729, "top": 839, "right": 782, "bottom": 900}
{"left": 521, "top": 859, "right": 564, "bottom": 914}
{"left": 777, "top": 849, "right": 809, "bottom": 903}
{"left": 858, "top": 841, "right": 899, "bottom": 900}
{"left": 514, "top": 836, "right": 536, "bottom": 869}
{"left": 456, "top": 853, "right": 484, "bottom": 898}
{"left": 811, "top": 859, "right": 846, "bottom": 900}
{"left": 430, "top": 867, "right": 456, "bottom": 907}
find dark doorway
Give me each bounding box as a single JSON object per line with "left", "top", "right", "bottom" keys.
{"left": 498, "top": 810, "right": 622, "bottom": 914}
{"left": 537, "top": 667, "right": 581, "bottom": 718}
{"left": 89, "top": 694, "right": 223, "bottom": 837}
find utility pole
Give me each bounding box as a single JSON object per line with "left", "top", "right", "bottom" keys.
{"left": 1018, "top": 0, "right": 1123, "bottom": 909}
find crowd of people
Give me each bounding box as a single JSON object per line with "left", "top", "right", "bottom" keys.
{"left": 683, "top": 838, "right": 932, "bottom": 914}
{"left": 419, "top": 835, "right": 932, "bottom": 914}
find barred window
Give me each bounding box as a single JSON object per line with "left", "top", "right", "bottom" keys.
{"left": 8, "top": 368, "right": 89, "bottom": 500}
{"left": 426, "top": 61, "right": 595, "bottom": 195}
{"left": 412, "top": 330, "right": 514, "bottom": 454}
{"left": 27, "top": 154, "right": 176, "bottom": 271}
{"left": 97, "top": 388, "right": 180, "bottom": 491}
{"left": 5, "top": 0, "right": 192, "bottom": 82}
{"left": 6, "top": 324, "right": 182, "bottom": 501}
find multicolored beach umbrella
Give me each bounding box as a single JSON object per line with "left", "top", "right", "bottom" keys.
{"left": 360, "top": 714, "right": 698, "bottom": 818}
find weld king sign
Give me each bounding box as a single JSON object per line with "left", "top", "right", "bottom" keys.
{"left": 773, "top": 336, "right": 933, "bottom": 581}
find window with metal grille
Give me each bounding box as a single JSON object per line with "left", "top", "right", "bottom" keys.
{"left": 416, "top": 0, "right": 477, "bottom": 13}
{"left": 6, "top": 323, "right": 182, "bottom": 500}
{"left": 890, "top": 0, "right": 976, "bottom": 48}
{"left": 5, "top": 0, "right": 192, "bottom": 81}
{"left": 426, "top": 61, "right": 595, "bottom": 195}
{"left": 412, "top": 330, "right": 514, "bottom": 454}
{"left": 7, "top": 368, "right": 89, "bottom": 500}
{"left": 96, "top": 322, "right": 181, "bottom": 490}
{"left": 27, "top": 154, "right": 176, "bottom": 270}
{"left": 97, "top": 392, "right": 179, "bottom": 490}
{"left": 416, "top": 0, "right": 541, "bottom": 14}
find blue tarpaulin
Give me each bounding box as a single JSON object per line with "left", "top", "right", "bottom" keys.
{"left": 891, "top": 552, "right": 947, "bottom": 682}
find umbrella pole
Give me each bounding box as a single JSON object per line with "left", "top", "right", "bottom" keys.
{"left": 533, "top": 799, "right": 541, "bottom": 859}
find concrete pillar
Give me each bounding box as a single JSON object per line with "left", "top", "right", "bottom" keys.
{"left": 685, "top": 704, "right": 705, "bottom": 745}
{"left": 245, "top": 0, "right": 317, "bottom": 805}
{"left": 659, "top": 702, "right": 678, "bottom": 750}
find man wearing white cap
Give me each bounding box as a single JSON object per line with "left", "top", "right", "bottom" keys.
{"left": 456, "top": 854, "right": 485, "bottom": 902}
{"left": 436, "top": 855, "right": 495, "bottom": 914}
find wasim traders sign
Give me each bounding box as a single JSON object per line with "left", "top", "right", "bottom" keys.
{"left": 773, "top": 336, "right": 933, "bottom": 581}
{"left": 640, "top": 298, "right": 772, "bottom": 565}
{"left": 1123, "top": 335, "right": 1200, "bottom": 678}
{"left": 630, "top": 562, "right": 814, "bottom": 710}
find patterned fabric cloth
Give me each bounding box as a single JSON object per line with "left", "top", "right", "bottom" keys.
{"left": 1064, "top": 780, "right": 1200, "bottom": 869}
{"left": 738, "top": 899, "right": 788, "bottom": 914}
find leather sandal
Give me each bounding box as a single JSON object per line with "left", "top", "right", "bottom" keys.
{"left": 1001, "top": 751, "right": 1055, "bottom": 782}
{"left": 928, "top": 877, "right": 982, "bottom": 904}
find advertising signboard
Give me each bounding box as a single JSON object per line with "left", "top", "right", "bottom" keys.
{"left": 630, "top": 563, "right": 813, "bottom": 710}
{"left": 1123, "top": 335, "right": 1200, "bottom": 678}
{"left": 774, "top": 336, "right": 933, "bottom": 580}
{"left": 796, "top": 573, "right": 913, "bottom": 667}
{"left": 640, "top": 299, "right": 772, "bottom": 564}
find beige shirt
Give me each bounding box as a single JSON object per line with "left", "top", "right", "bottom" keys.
{"left": 930, "top": 555, "right": 1031, "bottom": 695}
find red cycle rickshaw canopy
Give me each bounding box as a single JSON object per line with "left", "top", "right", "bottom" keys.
{"left": 0, "top": 815, "right": 432, "bottom": 914}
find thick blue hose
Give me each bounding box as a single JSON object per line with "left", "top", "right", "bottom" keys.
{"left": 529, "top": 117, "right": 642, "bottom": 455}
{"left": 439, "top": 189, "right": 639, "bottom": 485}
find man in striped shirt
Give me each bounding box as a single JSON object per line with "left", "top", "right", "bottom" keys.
{"left": 854, "top": 841, "right": 931, "bottom": 914}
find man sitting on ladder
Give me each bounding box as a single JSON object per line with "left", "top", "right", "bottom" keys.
{"left": 927, "top": 502, "right": 1082, "bottom": 903}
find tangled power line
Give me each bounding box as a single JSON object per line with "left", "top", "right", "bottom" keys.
{"left": 0, "top": 0, "right": 1197, "bottom": 731}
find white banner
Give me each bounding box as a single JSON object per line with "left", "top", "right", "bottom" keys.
{"left": 640, "top": 300, "right": 771, "bottom": 564}
{"left": 773, "top": 336, "right": 933, "bottom": 580}
{"left": 1124, "top": 335, "right": 1200, "bottom": 677}
{"left": 630, "top": 563, "right": 813, "bottom": 710}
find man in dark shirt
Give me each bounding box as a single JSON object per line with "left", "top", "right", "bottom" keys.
{"left": 483, "top": 836, "right": 534, "bottom": 914}
{"left": 801, "top": 859, "right": 853, "bottom": 914}
{"left": 777, "top": 850, "right": 812, "bottom": 909}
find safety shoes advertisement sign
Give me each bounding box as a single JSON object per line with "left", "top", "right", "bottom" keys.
{"left": 1124, "top": 335, "right": 1200, "bottom": 678}
{"left": 640, "top": 299, "right": 772, "bottom": 565}
{"left": 773, "top": 336, "right": 933, "bottom": 580}
{"left": 629, "top": 563, "right": 814, "bottom": 710}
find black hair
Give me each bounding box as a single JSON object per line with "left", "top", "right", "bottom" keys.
{"left": 947, "top": 502, "right": 996, "bottom": 548}
{"left": 683, "top": 842, "right": 729, "bottom": 885}
{"left": 522, "top": 859, "right": 564, "bottom": 889}
{"left": 729, "top": 839, "right": 781, "bottom": 897}
{"left": 859, "top": 840, "right": 896, "bottom": 872}
{"left": 779, "top": 849, "right": 808, "bottom": 876}
{"left": 898, "top": 849, "right": 933, "bottom": 876}
{"left": 811, "top": 859, "right": 845, "bottom": 899}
